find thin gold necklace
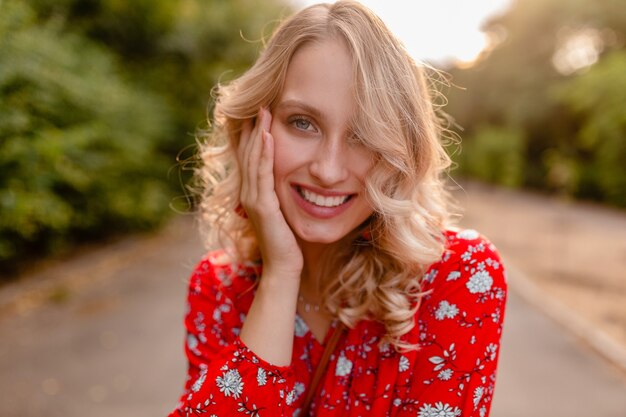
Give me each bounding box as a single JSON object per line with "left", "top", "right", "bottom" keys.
{"left": 298, "top": 293, "right": 321, "bottom": 313}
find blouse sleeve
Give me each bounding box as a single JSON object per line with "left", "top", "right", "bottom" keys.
{"left": 168, "top": 256, "right": 298, "bottom": 417}
{"left": 396, "top": 230, "right": 507, "bottom": 417}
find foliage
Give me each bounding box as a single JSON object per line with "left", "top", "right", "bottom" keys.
{"left": 552, "top": 51, "right": 626, "bottom": 205}
{"left": 0, "top": 0, "right": 290, "bottom": 274}
{"left": 445, "top": 0, "right": 626, "bottom": 207}
{"left": 28, "top": 0, "right": 291, "bottom": 152}
{"left": 457, "top": 125, "right": 525, "bottom": 188}
{"left": 0, "top": 0, "right": 173, "bottom": 269}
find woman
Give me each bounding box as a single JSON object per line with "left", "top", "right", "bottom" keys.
{"left": 169, "top": 2, "right": 507, "bottom": 416}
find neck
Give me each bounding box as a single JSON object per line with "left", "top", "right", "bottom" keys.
{"left": 300, "top": 242, "right": 329, "bottom": 294}
{"left": 297, "top": 240, "right": 338, "bottom": 300}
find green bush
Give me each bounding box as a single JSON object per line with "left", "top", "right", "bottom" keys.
{"left": 552, "top": 51, "right": 626, "bottom": 206}
{"left": 0, "top": 0, "right": 292, "bottom": 274}
{"left": 457, "top": 125, "right": 526, "bottom": 188}
{"left": 27, "top": 0, "right": 292, "bottom": 154}
{"left": 0, "top": 0, "right": 173, "bottom": 269}
{"left": 445, "top": 0, "right": 626, "bottom": 207}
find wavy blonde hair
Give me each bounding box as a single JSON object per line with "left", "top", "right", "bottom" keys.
{"left": 196, "top": 1, "right": 454, "bottom": 352}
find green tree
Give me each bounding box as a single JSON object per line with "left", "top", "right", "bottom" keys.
{"left": 28, "top": 0, "right": 292, "bottom": 153}
{"left": 459, "top": 125, "right": 526, "bottom": 188}
{"left": 0, "top": 0, "right": 291, "bottom": 274}
{"left": 553, "top": 51, "right": 626, "bottom": 205}
{"left": 0, "top": 1, "right": 172, "bottom": 270}
{"left": 445, "top": 0, "right": 626, "bottom": 206}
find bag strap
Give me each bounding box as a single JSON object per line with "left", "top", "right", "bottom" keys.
{"left": 301, "top": 321, "right": 347, "bottom": 416}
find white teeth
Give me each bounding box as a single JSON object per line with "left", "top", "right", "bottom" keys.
{"left": 301, "top": 188, "right": 349, "bottom": 207}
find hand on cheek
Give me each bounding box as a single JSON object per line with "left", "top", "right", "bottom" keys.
{"left": 237, "top": 108, "right": 303, "bottom": 278}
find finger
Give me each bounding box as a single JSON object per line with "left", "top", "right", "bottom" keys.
{"left": 245, "top": 108, "right": 266, "bottom": 198}
{"left": 260, "top": 106, "right": 272, "bottom": 133}
{"left": 242, "top": 118, "right": 259, "bottom": 173}
{"left": 250, "top": 107, "right": 274, "bottom": 188}
{"left": 242, "top": 112, "right": 264, "bottom": 200}
{"left": 258, "top": 130, "right": 276, "bottom": 203}
{"left": 238, "top": 120, "right": 253, "bottom": 201}
{"left": 237, "top": 120, "right": 253, "bottom": 165}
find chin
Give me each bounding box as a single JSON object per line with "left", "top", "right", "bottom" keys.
{"left": 294, "top": 225, "right": 348, "bottom": 245}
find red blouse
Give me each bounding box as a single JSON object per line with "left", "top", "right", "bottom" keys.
{"left": 168, "top": 229, "right": 507, "bottom": 417}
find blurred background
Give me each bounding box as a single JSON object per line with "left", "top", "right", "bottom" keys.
{"left": 1, "top": 0, "right": 624, "bottom": 274}
{"left": 0, "top": 0, "right": 625, "bottom": 416}
{"left": 0, "top": 0, "right": 291, "bottom": 275}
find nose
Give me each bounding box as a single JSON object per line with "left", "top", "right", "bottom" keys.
{"left": 309, "top": 136, "right": 349, "bottom": 186}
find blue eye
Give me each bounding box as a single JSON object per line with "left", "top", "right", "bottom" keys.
{"left": 294, "top": 119, "right": 310, "bottom": 130}
{"left": 290, "top": 116, "right": 317, "bottom": 132}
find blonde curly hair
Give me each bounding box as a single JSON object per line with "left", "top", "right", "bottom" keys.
{"left": 195, "top": 1, "right": 454, "bottom": 352}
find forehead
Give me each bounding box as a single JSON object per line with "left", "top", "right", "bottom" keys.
{"left": 278, "top": 38, "right": 356, "bottom": 125}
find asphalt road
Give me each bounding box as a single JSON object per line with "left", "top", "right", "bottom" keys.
{"left": 1, "top": 190, "right": 625, "bottom": 416}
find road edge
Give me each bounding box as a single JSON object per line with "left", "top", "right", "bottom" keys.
{"left": 504, "top": 257, "right": 626, "bottom": 377}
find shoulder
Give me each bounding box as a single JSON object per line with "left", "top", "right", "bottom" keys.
{"left": 444, "top": 227, "right": 503, "bottom": 266}
{"left": 421, "top": 228, "right": 507, "bottom": 295}
{"left": 409, "top": 228, "right": 507, "bottom": 346}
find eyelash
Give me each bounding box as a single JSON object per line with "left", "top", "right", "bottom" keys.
{"left": 288, "top": 116, "right": 317, "bottom": 133}
{"left": 285, "top": 116, "right": 363, "bottom": 147}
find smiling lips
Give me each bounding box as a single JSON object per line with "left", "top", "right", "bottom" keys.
{"left": 292, "top": 184, "right": 355, "bottom": 218}
{"left": 300, "top": 187, "right": 350, "bottom": 207}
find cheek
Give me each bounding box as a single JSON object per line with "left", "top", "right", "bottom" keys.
{"left": 271, "top": 134, "right": 291, "bottom": 179}
{"left": 351, "top": 150, "right": 375, "bottom": 182}
{"left": 271, "top": 126, "right": 303, "bottom": 184}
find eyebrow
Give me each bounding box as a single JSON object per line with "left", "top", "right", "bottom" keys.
{"left": 275, "top": 99, "right": 325, "bottom": 121}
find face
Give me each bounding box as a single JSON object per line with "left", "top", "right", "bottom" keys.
{"left": 270, "top": 38, "right": 374, "bottom": 245}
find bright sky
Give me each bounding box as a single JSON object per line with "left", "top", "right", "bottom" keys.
{"left": 292, "top": 0, "right": 513, "bottom": 65}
